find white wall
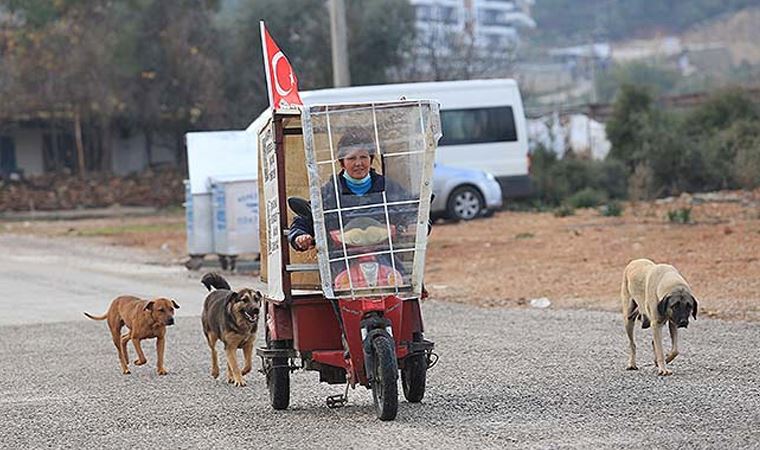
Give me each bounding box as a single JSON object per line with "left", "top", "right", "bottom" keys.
{"left": 12, "top": 129, "right": 44, "bottom": 175}
{"left": 112, "top": 132, "right": 148, "bottom": 175}
{"left": 7, "top": 126, "right": 178, "bottom": 176}
{"left": 111, "top": 131, "right": 178, "bottom": 175}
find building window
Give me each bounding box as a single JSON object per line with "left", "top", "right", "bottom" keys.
{"left": 0, "top": 135, "right": 17, "bottom": 176}
{"left": 439, "top": 106, "right": 518, "bottom": 146}
{"left": 416, "top": 4, "right": 458, "bottom": 24}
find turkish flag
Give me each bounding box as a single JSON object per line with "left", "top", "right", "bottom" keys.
{"left": 260, "top": 21, "right": 303, "bottom": 110}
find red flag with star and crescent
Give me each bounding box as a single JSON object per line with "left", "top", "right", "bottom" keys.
{"left": 260, "top": 21, "right": 303, "bottom": 110}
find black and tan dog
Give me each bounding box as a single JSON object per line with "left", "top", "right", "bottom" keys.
{"left": 201, "top": 273, "right": 262, "bottom": 387}
{"left": 85, "top": 295, "right": 180, "bottom": 375}
{"left": 621, "top": 259, "right": 698, "bottom": 376}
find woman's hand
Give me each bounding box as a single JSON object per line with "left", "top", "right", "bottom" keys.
{"left": 295, "top": 234, "right": 315, "bottom": 251}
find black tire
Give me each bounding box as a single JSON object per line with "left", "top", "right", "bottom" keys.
{"left": 446, "top": 186, "right": 484, "bottom": 221}
{"left": 401, "top": 334, "right": 427, "bottom": 403}
{"left": 267, "top": 337, "right": 290, "bottom": 410}
{"left": 267, "top": 361, "right": 290, "bottom": 410}
{"left": 371, "top": 334, "right": 399, "bottom": 421}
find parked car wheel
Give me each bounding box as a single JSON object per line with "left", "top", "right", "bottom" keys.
{"left": 446, "top": 186, "right": 484, "bottom": 221}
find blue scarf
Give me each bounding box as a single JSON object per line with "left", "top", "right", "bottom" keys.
{"left": 342, "top": 172, "right": 372, "bottom": 195}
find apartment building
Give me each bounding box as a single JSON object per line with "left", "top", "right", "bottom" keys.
{"left": 410, "top": 0, "right": 536, "bottom": 51}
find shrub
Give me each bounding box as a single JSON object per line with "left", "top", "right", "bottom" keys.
{"left": 599, "top": 201, "right": 623, "bottom": 217}
{"left": 667, "top": 207, "right": 692, "bottom": 224}
{"left": 554, "top": 204, "right": 575, "bottom": 217}
{"left": 567, "top": 187, "right": 607, "bottom": 208}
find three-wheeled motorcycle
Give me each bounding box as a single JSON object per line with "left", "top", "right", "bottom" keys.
{"left": 254, "top": 100, "right": 440, "bottom": 420}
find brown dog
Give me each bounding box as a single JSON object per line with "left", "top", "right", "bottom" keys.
{"left": 201, "top": 273, "right": 261, "bottom": 387}
{"left": 621, "top": 259, "right": 698, "bottom": 376}
{"left": 85, "top": 296, "right": 180, "bottom": 375}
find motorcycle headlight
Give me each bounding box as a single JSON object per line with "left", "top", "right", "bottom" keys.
{"left": 359, "top": 262, "right": 379, "bottom": 288}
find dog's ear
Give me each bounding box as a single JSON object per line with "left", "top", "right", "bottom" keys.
{"left": 144, "top": 301, "right": 154, "bottom": 311}
{"left": 226, "top": 292, "right": 240, "bottom": 304}
{"left": 657, "top": 295, "right": 670, "bottom": 318}
{"left": 690, "top": 295, "right": 698, "bottom": 319}
{"left": 171, "top": 299, "right": 180, "bottom": 309}
{"left": 255, "top": 290, "right": 263, "bottom": 301}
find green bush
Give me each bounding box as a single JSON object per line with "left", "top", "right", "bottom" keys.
{"left": 667, "top": 207, "right": 692, "bottom": 224}
{"left": 530, "top": 146, "right": 628, "bottom": 206}
{"left": 567, "top": 187, "right": 607, "bottom": 208}
{"left": 553, "top": 204, "right": 575, "bottom": 217}
{"left": 599, "top": 201, "right": 623, "bottom": 217}
{"left": 606, "top": 85, "right": 760, "bottom": 198}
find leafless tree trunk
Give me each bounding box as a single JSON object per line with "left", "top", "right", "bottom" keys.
{"left": 74, "top": 110, "right": 85, "bottom": 175}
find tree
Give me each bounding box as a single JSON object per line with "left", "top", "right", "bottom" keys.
{"left": 218, "top": 0, "right": 415, "bottom": 127}
{"left": 605, "top": 84, "right": 655, "bottom": 171}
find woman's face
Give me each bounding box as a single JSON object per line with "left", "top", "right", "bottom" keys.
{"left": 340, "top": 148, "right": 372, "bottom": 179}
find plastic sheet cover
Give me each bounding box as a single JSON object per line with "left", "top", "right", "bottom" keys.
{"left": 301, "top": 100, "right": 441, "bottom": 299}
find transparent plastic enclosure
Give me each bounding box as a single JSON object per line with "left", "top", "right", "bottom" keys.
{"left": 302, "top": 100, "right": 441, "bottom": 299}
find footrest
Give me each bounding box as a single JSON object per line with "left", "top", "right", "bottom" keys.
{"left": 408, "top": 339, "right": 435, "bottom": 354}
{"left": 256, "top": 347, "right": 297, "bottom": 359}
{"left": 326, "top": 394, "right": 348, "bottom": 409}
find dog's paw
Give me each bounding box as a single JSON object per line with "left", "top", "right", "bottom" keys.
{"left": 134, "top": 359, "right": 147, "bottom": 366}
{"left": 242, "top": 366, "right": 252, "bottom": 376}
{"left": 211, "top": 368, "right": 219, "bottom": 379}
{"left": 234, "top": 378, "right": 247, "bottom": 387}
{"left": 122, "top": 368, "right": 131, "bottom": 375}
{"left": 666, "top": 351, "right": 679, "bottom": 363}
{"left": 157, "top": 367, "right": 168, "bottom": 376}
{"left": 657, "top": 368, "right": 673, "bottom": 376}
{"left": 626, "top": 365, "right": 638, "bottom": 371}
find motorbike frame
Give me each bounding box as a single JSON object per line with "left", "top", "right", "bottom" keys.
{"left": 255, "top": 105, "right": 437, "bottom": 413}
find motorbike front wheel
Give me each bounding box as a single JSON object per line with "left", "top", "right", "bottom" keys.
{"left": 371, "top": 334, "right": 399, "bottom": 421}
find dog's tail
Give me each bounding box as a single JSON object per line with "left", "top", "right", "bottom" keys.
{"left": 201, "top": 272, "right": 231, "bottom": 291}
{"left": 84, "top": 312, "right": 107, "bottom": 321}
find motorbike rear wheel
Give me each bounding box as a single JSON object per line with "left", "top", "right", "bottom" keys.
{"left": 266, "top": 340, "right": 290, "bottom": 410}
{"left": 401, "top": 334, "right": 427, "bottom": 403}
{"left": 371, "top": 334, "right": 399, "bottom": 421}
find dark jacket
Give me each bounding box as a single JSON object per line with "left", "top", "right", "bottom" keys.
{"left": 288, "top": 169, "right": 424, "bottom": 249}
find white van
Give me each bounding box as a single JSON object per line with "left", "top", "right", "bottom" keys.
{"left": 300, "top": 79, "right": 531, "bottom": 198}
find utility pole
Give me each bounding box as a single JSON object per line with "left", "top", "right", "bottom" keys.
{"left": 329, "top": 0, "right": 351, "bottom": 87}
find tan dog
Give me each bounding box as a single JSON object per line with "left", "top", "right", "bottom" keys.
{"left": 621, "top": 259, "right": 698, "bottom": 376}
{"left": 85, "top": 296, "right": 180, "bottom": 375}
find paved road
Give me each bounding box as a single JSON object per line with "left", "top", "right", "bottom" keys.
{"left": 0, "top": 234, "right": 759, "bottom": 449}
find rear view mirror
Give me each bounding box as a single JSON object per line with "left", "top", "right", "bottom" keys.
{"left": 287, "top": 197, "right": 312, "bottom": 219}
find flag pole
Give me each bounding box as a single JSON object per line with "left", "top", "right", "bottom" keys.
{"left": 260, "top": 21, "right": 274, "bottom": 108}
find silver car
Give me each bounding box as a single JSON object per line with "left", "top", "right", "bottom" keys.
{"left": 431, "top": 164, "right": 503, "bottom": 221}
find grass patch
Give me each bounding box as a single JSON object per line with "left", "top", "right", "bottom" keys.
{"left": 515, "top": 232, "right": 535, "bottom": 240}
{"left": 74, "top": 222, "right": 184, "bottom": 236}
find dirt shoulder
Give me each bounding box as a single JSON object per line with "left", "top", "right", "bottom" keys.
{"left": 3, "top": 190, "right": 759, "bottom": 321}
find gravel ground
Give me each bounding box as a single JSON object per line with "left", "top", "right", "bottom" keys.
{"left": 1, "top": 304, "right": 758, "bottom": 449}
{"left": 0, "top": 234, "right": 758, "bottom": 449}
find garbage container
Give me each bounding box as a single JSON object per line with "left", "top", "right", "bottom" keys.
{"left": 209, "top": 176, "right": 259, "bottom": 271}
{"left": 184, "top": 180, "right": 214, "bottom": 269}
